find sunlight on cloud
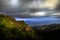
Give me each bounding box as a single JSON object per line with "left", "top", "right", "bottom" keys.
{"left": 2, "top": 0, "right": 20, "bottom": 8}
{"left": 51, "top": 12, "right": 60, "bottom": 16}
{"left": 10, "top": 0, "right": 18, "bottom": 5}
{"left": 30, "top": 12, "right": 47, "bottom": 16}
{"left": 9, "top": 0, "right": 19, "bottom": 7}
{"left": 28, "top": 0, "right": 58, "bottom": 10}
{"left": 43, "top": 0, "right": 58, "bottom": 9}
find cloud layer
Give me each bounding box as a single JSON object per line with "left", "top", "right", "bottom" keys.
{"left": 0, "top": 0, "right": 60, "bottom": 18}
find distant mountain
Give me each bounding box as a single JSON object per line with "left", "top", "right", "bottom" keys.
{"left": 36, "top": 24, "right": 60, "bottom": 31}
{"left": 0, "top": 14, "right": 39, "bottom": 40}
{"left": 32, "top": 24, "right": 60, "bottom": 40}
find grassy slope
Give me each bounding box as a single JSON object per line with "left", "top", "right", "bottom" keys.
{"left": 0, "top": 14, "right": 39, "bottom": 40}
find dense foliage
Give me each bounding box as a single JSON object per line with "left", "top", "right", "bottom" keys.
{"left": 0, "top": 14, "right": 39, "bottom": 40}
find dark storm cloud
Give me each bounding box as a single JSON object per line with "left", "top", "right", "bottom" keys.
{"left": 55, "top": 3, "right": 60, "bottom": 11}
{"left": 21, "top": 0, "right": 33, "bottom": 3}
{"left": 0, "top": 0, "right": 60, "bottom": 18}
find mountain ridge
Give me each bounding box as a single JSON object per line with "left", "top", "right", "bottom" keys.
{"left": 0, "top": 14, "right": 39, "bottom": 40}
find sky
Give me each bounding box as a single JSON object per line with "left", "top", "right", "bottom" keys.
{"left": 0, "top": 0, "right": 60, "bottom": 26}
